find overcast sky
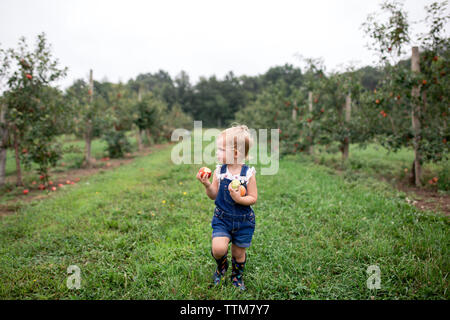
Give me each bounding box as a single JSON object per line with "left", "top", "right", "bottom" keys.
{"left": 0, "top": 0, "right": 447, "bottom": 90}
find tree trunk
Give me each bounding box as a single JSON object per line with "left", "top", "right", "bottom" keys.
{"left": 292, "top": 99, "right": 297, "bottom": 121}
{"left": 136, "top": 128, "right": 143, "bottom": 151}
{"left": 411, "top": 46, "right": 422, "bottom": 187}
{"left": 12, "top": 124, "right": 23, "bottom": 187}
{"left": 84, "top": 121, "right": 92, "bottom": 167}
{"left": 0, "top": 103, "right": 8, "bottom": 187}
{"left": 85, "top": 69, "right": 94, "bottom": 167}
{"left": 342, "top": 94, "right": 351, "bottom": 162}
{"left": 308, "top": 91, "right": 314, "bottom": 155}
{"left": 145, "top": 128, "right": 152, "bottom": 146}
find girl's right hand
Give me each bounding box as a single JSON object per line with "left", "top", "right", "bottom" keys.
{"left": 196, "top": 171, "right": 211, "bottom": 187}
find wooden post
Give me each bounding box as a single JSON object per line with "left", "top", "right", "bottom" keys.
{"left": 0, "top": 103, "right": 8, "bottom": 187}
{"left": 12, "top": 124, "right": 23, "bottom": 186}
{"left": 342, "top": 93, "right": 351, "bottom": 162}
{"left": 85, "top": 69, "right": 94, "bottom": 167}
{"left": 136, "top": 87, "right": 143, "bottom": 151}
{"left": 292, "top": 99, "right": 297, "bottom": 121}
{"left": 411, "top": 46, "right": 422, "bottom": 187}
{"left": 308, "top": 91, "right": 314, "bottom": 155}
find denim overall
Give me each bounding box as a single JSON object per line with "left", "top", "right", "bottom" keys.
{"left": 211, "top": 164, "right": 256, "bottom": 248}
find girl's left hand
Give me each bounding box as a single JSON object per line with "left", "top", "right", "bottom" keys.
{"left": 228, "top": 183, "right": 242, "bottom": 202}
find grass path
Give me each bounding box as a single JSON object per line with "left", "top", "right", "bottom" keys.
{"left": 0, "top": 143, "right": 448, "bottom": 299}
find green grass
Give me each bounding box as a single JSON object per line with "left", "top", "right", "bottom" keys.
{"left": 0, "top": 133, "right": 448, "bottom": 299}
{"left": 314, "top": 142, "right": 449, "bottom": 192}
{"left": 1, "top": 131, "right": 140, "bottom": 203}
{"left": 4, "top": 131, "right": 139, "bottom": 177}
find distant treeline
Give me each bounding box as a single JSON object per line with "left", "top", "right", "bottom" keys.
{"left": 125, "top": 63, "right": 384, "bottom": 128}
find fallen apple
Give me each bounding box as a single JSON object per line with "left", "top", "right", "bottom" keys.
{"left": 23, "top": 189, "right": 29, "bottom": 195}
{"left": 198, "top": 167, "right": 212, "bottom": 179}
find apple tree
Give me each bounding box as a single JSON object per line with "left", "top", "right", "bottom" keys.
{"left": 362, "top": 0, "right": 449, "bottom": 186}
{"left": 3, "top": 33, "right": 67, "bottom": 186}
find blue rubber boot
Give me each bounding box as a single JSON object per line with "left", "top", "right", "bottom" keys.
{"left": 211, "top": 249, "right": 228, "bottom": 286}
{"left": 231, "top": 253, "right": 247, "bottom": 291}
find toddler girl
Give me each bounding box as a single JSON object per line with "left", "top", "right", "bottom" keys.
{"left": 196, "top": 124, "right": 257, "bottom": 291}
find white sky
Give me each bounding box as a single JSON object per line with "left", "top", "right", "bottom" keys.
{"left": 0, "top": 0, "right": 447, "bottom": 90}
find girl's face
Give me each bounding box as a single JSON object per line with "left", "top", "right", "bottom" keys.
{"left": 216, "top": 135, "right": 235, "bottom": 164}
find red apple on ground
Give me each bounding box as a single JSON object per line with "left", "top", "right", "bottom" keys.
{"left": 23, "top": 189, "right": 29, "bottom": 195}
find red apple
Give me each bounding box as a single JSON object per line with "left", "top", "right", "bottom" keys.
{"left": 23, "top": 189, "right": 29, "bottom": 195}
{"left": 26, "top": 74, "right": 32, "bottom": 80}
{"left": 51, "top": 187, "right": 57, "bottom": 191}
{"left": 198, "top": 167, "right": 212, "bottom": 179}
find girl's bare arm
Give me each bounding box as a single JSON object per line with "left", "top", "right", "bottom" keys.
{"left": 197, "top": 168, "right": 219, "bottom": 200}
{"left": 229, "top": 174, "right": 257, "bottom": 206}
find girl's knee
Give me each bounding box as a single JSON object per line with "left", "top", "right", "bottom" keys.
{"left": 212, "top": 238, "right": 229, "bottom": 257}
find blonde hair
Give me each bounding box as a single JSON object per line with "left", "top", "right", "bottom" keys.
{"left": 220, "top": 123, "right": 253, "bottom": 161}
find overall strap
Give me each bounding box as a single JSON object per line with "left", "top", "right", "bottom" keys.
{"left": 239, "top": 164, "right": 249, "bottom": 177}
{"left": 220, "top": 164, "right": 227, "bottom": 174}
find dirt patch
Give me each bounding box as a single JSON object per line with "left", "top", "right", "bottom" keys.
{"left": 0, "top": 143, "right": 172, "bottom": 217}
{"left": 393, "top": 178, "right": 450, "bottom": 216}
{"left": 312, "top": 158, "right": 449, "bottom": 216}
